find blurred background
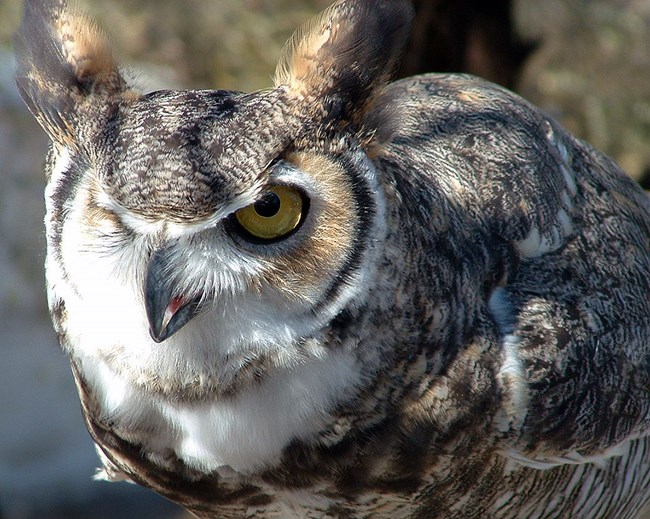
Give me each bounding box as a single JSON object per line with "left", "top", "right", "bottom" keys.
{"left": 0, "top": 0, "right": 649, "bottom": 517}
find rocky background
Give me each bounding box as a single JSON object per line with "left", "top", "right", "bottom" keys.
{"left": 0, "top": 1, "right": 648, "bottom": 518}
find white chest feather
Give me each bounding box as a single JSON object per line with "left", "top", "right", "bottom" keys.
{"left": 82, "top": 347, "right": 360, "bottom": 474}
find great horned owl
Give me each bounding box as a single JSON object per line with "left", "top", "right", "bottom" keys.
{"left": 14, "top": 0, "right": 650, "bottom": 517}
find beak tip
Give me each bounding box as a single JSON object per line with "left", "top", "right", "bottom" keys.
{"left": 149, "top": 327, "right": 167, "bottom": 343}
{"left": 145, "top": 305, "right": 167, "bottom": 343}
{"left": 146, "top": 298, "right": 201, "bottom": 344}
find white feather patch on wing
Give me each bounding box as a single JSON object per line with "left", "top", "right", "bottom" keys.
{"left": 490, "top": 287, "right": 529, "bottom": 434}
{"left": 503, "top": 438, "right": 632, "bottom": 471}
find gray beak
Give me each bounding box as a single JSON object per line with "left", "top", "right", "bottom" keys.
{"left": 145, "top": 248, "right": 202, "bottom": 343}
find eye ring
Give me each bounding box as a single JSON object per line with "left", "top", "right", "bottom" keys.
{"left": 233, "top": 185, "right": 308, "bottom": 241}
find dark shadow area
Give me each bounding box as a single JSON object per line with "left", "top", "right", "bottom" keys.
{"left": 398, "top": 0, "right": 535, "bottom": 88}
{"left": 640, "top": 169, "right": 650, "bottom": 191}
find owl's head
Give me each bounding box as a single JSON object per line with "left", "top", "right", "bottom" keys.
{"left": 15, "top": 0, "right": 413, "bottom": 391}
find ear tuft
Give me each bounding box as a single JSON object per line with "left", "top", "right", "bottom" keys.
{"left": 274, "top": 0, "right": 413, "bottom": 124}
{"left": 58, "top": 12, "right": 120, "bottom": 88}
{"left": 14, "top": 0, "right": 132, "bottom": 146}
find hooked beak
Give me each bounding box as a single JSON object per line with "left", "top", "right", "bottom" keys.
{"left": 145, "top": 248, "right": 202, "bottom": 343}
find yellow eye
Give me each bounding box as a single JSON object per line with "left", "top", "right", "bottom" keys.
{"left": 234, "top": 185, "right": 304, "bottom": 240}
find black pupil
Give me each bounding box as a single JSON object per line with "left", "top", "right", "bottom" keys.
{"left": 254, "top": 192, "right": 281, "bottom": 218}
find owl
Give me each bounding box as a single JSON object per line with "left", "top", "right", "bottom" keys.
{"left": 14, "top": 0, "right": 650, "bottom": 517}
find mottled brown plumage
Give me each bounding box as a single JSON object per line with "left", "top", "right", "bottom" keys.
{"left": 14, "top": 0, "right": 650, "bottom": 517}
